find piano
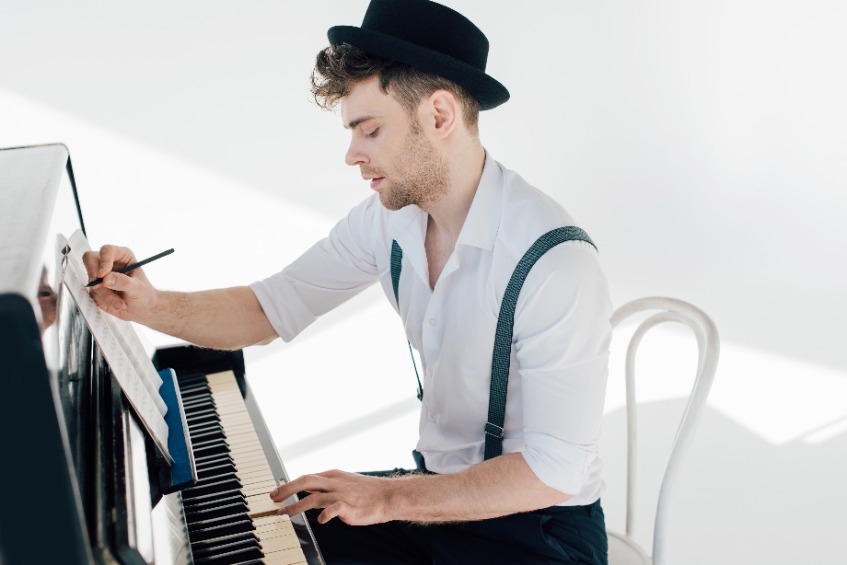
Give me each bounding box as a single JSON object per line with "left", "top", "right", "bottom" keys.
{"left": 0, "top": 144, "right": 324, "bottom": 564}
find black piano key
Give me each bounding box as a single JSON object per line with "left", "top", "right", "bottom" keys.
{"left": 186, "top": 500, "right": 250, "bottom": 522}
{"left": 188, "top": 517, "right": 255, "bottom": 542}
{"left": 194, "top": 455, "right": 236, "bottom": 470}
{"left": 196, "top": 458, "right": 237, "bottom": 472}
{"left": 191, "top": 437, "right": 230, "bottom": 450}
{"left": 181, "top": 390, "right": 213, "bottom": 403}
{"left": 193, "top": 545, "right": 263, "bottom": 565}
{"left": 186, "top": 410, "right": 220, "bottom": 423}
{"left": 193, "top": 453, "right": 235, "bottom": 468}
{"left": 177, "top": 372, "right": 209, "bottom": 386}
{"left": 183, "top": 488, "right": 246, "bottom": 504}
{"left": 179, "top": 379, "right": 211, "bottom": 391}
{"left": 185, "top": 500, "right": 250, "bottom": 522}
{"left": 194, "top": 471, "right": 240, "bottom": 488}
{"left": 190, "top": 532, "right": 259, "bottom": 554}
{"left": 184, "top": 492, "right": 246, "bottom": 513}
{"left": 183, "top": 477, "right": 243, "bottom": 499}
{"left": 183, "top": 390, "right": 215, "bottom": 402}
{"left": 188, "top": 423, "right": 226, "bottom": 439}
{"left": 180, "top": 391, "right": 211, "bottom": 402}
{"left": 188, "top": 423, "right": 221, "bottom": 437}
{"left": 197, "top": 464, "right": 238, "bottom": 481}
{"left": 191, "top": 434, "right": 228, "bottom": 447}
{"left": 188, "top": 511, "right": 254, "bottom": 531}
{"left": 193, "top": 441, "right": 231, "bottom": 459}
{"left": 186, "top": 416, "right": 223, "bottom": 435}
{"left": 182, "top": 399, "right": 216, "bottom": 412}
{"left": 186, "top": 406, "right": 219, "bottom": 418}
{"left": 190, "top": 427, "right": 228, "bottom": 443}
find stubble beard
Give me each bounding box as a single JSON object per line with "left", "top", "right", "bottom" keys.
{"left": 379, "top": 128, "right": 449, "bottom": 212}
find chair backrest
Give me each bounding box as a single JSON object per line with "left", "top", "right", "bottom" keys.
{"left": 609, "top": 297, "right": 720, "bottom": 565}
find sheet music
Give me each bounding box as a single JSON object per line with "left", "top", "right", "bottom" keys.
{"left": 67, "top": 233, "right": 168, "bottom": 414}
{"left": 63, "top": 230, "right": 172, "bottom": 463}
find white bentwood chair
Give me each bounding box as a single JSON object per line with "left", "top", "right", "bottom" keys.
{"left": 605, "top": 297, "right": 720, "bottom": 565}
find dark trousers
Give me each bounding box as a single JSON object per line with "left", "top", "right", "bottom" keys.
{"left": 306, "top": 499, "right": 608, "bottom": 565}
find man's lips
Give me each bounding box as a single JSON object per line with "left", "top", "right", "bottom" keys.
{"left": 367, "top": 177, "right": 385, "bottom": 189}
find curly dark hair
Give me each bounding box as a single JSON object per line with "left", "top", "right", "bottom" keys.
{"left": 311, "top": 43, "right": 480, "bottom": 134}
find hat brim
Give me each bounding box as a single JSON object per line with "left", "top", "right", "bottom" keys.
{"left": 328, "top": 25, "right": 509, "bottom": 110}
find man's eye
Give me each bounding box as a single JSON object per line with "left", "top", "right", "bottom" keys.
{"left": 365, "top": 128, "right": 380, "bottom": 138}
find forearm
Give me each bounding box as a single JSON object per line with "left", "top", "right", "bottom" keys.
{"left": 387, "top": 452, "right": 571, "bottom": 523}
{"left": 143, "top": 286, "right": 277, "bottom": 350}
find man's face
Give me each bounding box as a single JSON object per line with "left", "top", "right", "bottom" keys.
{"left": 341, "top": 77, "right": 448, "bottom": 211}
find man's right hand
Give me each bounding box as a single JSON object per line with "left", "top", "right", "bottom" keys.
{"left": 82, "top": 244, "right": 277, "bottom": 350}
{"left": 83, "top": 244, "right": 158, "bottom": 323}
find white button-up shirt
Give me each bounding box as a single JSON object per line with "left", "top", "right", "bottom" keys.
{"left": 250, "top": 154, "right": 612, "bottom": 505}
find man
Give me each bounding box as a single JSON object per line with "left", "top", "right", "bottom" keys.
{"left": 86, "top": 0, "right": 612, "bottom": 563}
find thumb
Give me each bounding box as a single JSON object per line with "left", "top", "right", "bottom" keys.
{"left": 103, "top": 272, "right": 136, "bottom": 293}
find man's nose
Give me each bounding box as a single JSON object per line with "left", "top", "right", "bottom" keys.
{"left": 345, "top": 140, "right": 368, "bottom": 167}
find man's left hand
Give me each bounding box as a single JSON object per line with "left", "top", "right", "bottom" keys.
{"left": 270, "top": 469, "right": 397, "bottom": 526}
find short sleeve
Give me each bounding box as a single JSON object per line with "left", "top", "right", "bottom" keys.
{"left": 513, "top": 240, "right": 612, "bottom": 494}
{"left": 249, "top": 196, "right": 384, "bottom": 341}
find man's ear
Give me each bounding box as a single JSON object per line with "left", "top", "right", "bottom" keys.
{"left": 425, "top": 89, "right": 459, "bottom": 138}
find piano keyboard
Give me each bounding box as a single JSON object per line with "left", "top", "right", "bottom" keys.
{"left": 180, "top": 370, "right": 307, "bottom": 565}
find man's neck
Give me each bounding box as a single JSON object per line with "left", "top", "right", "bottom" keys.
{"left": 423, "top": 142, "right": 486, "bottom": 244}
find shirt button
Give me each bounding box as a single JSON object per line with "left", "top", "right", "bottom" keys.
{"left": 428, "top": 318, "right": 437, "bottom": 326}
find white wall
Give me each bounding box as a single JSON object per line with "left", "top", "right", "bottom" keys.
{"left": 1, "top": 1, "right": 845, "bottom": 563}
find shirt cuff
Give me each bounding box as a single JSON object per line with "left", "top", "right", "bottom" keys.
{"left": 521, "top": 431, "right": 595, "bottom": 495}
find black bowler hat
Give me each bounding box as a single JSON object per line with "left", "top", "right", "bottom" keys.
{"left": 327, "top": 0, "right": 510, "bottom": 110}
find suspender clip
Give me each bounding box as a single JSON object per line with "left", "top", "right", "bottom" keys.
{"left": 484, "top": 422, "right": 504, "bottom": 439}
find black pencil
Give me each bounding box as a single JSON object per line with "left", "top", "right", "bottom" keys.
{"left": 86, "top": 248, "right": 174, "bottom": 287}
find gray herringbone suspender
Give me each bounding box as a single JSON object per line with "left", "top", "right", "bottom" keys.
{"left": 483, "top": 227, "right": 596, "bottom": 459}
{"left": 390, "top": 226, "right": 596, "bottom": 459}
{"left": 391, "top": 241, "right": 424, "bottom": 401}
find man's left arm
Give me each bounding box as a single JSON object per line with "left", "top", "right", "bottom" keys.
{"left": 270, "top": 451, "right": 569, "bottom": 525}
{"left": 272, "top": 240, "right": 612, "bottom": 524}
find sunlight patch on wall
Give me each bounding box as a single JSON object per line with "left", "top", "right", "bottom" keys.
{"left": 608, "top": 320, "right": 847, "bottom": 446}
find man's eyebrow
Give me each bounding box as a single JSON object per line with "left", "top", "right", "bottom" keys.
{"left": 345, "top": 115, "right": 376, "bottom": 130}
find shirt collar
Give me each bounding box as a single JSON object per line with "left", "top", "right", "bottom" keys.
{"left": 387, "top": 149, "right": 503, "bottom": 252}
{"left": 455, "top": 150, "right": 502, "bottom": 251}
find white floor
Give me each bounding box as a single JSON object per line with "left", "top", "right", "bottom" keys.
{"left": 2, "top": 2, "right": 846, "bottom": 561}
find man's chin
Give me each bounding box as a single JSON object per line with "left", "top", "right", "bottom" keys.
{"left": 378, "top": 191, "right": 410, "bottom": 211}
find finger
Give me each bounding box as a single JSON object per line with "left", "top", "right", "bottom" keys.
{"left": 102, "top": 272, "right": 135, "bottom": 293}
{"left": 280, "top": 493, "right": 326, "bottom": 517}
{"left": 270, "top": 480, "right": 300, "bottom": 502}
{"left": 318, "top": 502, "right": 345, "bottom": 524}
{"left": 270, "top": 474, "right": 329, "bottom": 502}
{"left": 91, "top": 289, "right": 127, "bottom": 315}
{"left": 96, "top": 245, "right": 137, "bottom": 278}
{"left": 81, "top": 251, "right": 104, "bottom": 280}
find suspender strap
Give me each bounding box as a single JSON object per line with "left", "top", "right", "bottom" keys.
{"left": 391, "top": 240, "right": 424, "bottom": 401}
{"left": 391, "top": 226, "right": 596, "bottom": 447}
{"left": 483, "top": 226, "right": 596, "bottom": 460}
{"left": 390, "top": 240, "right": 403, "bottom": 305}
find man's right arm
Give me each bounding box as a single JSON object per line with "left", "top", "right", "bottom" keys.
{"left": 83, "top": 245, "right": 277, "bottom": 350}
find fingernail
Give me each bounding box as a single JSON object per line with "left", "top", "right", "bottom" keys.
{"left": 270, "top": 488, "right": 278, "bottom": 497}
{"left": 106, "top": 276, "right": 115, "bottom": 286}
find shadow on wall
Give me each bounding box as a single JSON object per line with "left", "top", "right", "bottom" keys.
{"left": 600, "top": 400, "right": 847, "bottom": 565}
